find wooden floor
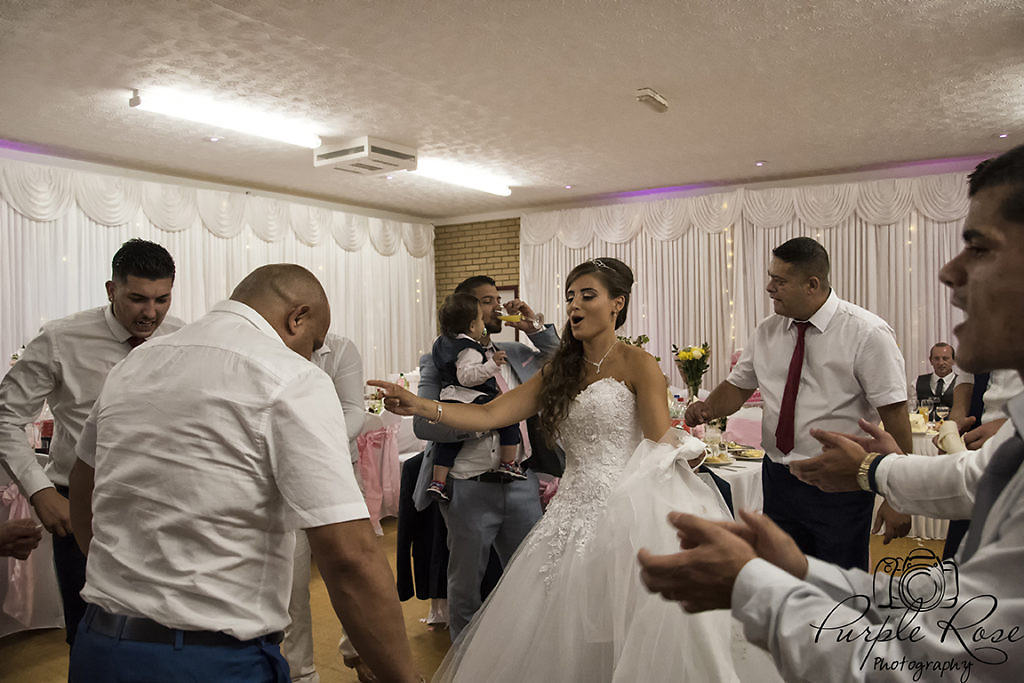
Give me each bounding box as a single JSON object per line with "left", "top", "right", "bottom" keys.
{"left": 0, "top": 527, "right": 944, "bottom": 682}
{"left": 0, "top": 519, "right": 452, "bottom": 682}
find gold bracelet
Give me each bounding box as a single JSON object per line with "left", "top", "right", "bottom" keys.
{"left": 427, "top": 401, "right": 443, "bottom": 424}
{"left": 856, "top": 452, "right": 881, "bottom": 492}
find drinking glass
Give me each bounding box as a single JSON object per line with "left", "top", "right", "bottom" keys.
{"left": 934, "top": 405, "right": 950, "bottom": 422}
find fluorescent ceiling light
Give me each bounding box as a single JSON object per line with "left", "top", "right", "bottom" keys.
{"left": 129, "top": 88, "right": 322, "bottom": 148}
{"left": 411, "top": 158, "right": 512, "bottom": 196}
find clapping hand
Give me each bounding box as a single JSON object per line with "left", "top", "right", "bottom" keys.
{"left": 637, "top": 513, "right": 757, "bottom": 612}
{"left": 0, "top": 519, "right": 43, "bottom": 560}
{"left": 638, "top": 510, "right": 807, "bottom": 612}
{"left": 792, "top": 420, "right": 900, "bottom": 493}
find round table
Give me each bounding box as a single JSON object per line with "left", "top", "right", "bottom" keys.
{"left": 701, "top": 458, "right": 763, "bottom": 513}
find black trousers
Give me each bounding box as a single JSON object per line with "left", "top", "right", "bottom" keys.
{"left": 53, "top": 485, "right": 88, "bottom": 645}
{"left": 762, "top": 458, "right": 874, "bottom": 570}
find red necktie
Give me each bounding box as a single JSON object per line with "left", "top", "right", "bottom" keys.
{"left": 489, "top": 349, "right": 532, "bottom": 458}
{"left": 775, "top": 322, "right": 811, "bottom": 455}
{"left": 127, "top": 336, "right": 146, "bottom": 348}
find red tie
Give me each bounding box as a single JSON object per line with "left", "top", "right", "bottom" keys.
{"left": 489, "top": 350, "right": 532, "bottom": 458}
{"left": 775, "top": 322, "right": 811, "bottom": 455}
{"left": 127, "top": 336, "right": 146, "bottom": 348}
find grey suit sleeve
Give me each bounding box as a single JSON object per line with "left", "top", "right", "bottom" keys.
{"left": 412, "top": 353, "right": 477, "bottom": 443}
{"left": 525, "top": 324, "right": 559, "bottom": 359}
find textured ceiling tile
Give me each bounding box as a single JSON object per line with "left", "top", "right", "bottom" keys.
{"left": 0, "top": 0, "right": 1021, "bottom": 219}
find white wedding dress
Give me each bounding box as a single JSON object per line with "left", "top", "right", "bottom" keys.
{"left": 434, "top": 377, "right": 775, "bottom": 682}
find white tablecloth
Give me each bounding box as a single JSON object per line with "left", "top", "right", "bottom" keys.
{"left": 702, "top": 459, "right": 763, "bottom": 513}
{"left": 878, "top": 430, "right": 947, "bottom": 540}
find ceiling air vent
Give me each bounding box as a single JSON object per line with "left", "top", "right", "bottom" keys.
{"left": 313, "top": 136, "right": 417, "bottom": 175}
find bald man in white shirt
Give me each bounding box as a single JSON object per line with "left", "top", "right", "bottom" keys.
{"left": 68, "top": 265, "right": 418, "bottom": 683}
{"left": 0, "top": 238, "right": 182, "bottom": 645}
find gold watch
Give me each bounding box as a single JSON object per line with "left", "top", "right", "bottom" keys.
{"left": 856, "top": 452, "right": 881, "bottom": 492}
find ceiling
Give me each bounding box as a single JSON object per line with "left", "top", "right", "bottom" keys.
{"left": 1, "top": 0, "right": 1021, "bottom": 223}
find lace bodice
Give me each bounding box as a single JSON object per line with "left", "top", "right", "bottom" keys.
{"left": 525, "top": 378, "right": 643, "bottom": 585}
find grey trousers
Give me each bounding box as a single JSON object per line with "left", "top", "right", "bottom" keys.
{"left": 443, "top": 472, "right": 542, "bottom": 640}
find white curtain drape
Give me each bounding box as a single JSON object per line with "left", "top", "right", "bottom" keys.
{"left": 0, "top": 158, "right": 436, "bottom": 379}
{"left": 521, "top": 175, "right": 968, "bottom": 389}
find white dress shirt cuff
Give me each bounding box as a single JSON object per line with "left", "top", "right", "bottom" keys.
{"left": 802, "top": 555, "right": 855, "bottom": 592}
{"left": 19, "top": 467, "right": 57, "bottom": 500}
{"left": 731, "top": 557, "right": 800, "bottom": 646}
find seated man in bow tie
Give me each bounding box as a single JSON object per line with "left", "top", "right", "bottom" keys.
{"left": 915, "top": 342, "right": 960, "bottom": 417}
{"left": 0, "top": 238, "right": 183, "bottom": 646}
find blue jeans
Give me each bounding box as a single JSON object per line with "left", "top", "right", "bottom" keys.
{"left": 70, "top": 606, "right": 290, "bottom": 682}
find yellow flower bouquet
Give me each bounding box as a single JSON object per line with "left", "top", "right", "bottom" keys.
{"left": 672, "top": 342, "right": 710, "bottom": 401}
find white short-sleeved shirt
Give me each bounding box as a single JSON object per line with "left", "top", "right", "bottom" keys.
{"left": 77, "top": 300, "right": 368, "bottom": 640}
{"left": 727, "top": 290, "right": 907, "bottom": 465}
{"left": 982, "top": 369, "right": 1024, "bottom": 423}
{"left": 0, "top": 305, "right": 183, "bottom": 494}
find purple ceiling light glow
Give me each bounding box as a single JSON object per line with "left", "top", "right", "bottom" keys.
{"left": 0, "top": 139, "right": 52, "bottom": 154}
{"left": 607, "top": 182, "right": 717, "bottom": 199}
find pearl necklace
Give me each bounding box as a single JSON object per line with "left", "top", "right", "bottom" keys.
{"left": 584, "top": 340, "right": 619, "bottom": 375}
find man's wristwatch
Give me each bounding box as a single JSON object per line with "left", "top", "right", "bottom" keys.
{"left": 528, "top": 318, "right": 544, "bottom": 332}
{"left": 856, "top": 452, "right": 888, "bottom": 493}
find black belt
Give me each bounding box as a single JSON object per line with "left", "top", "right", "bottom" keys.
{"left": 85, "top": 605, "right": 283, "bottom": 647}
{"left": 465, "top": 471, "right": 515, "bottom": 484}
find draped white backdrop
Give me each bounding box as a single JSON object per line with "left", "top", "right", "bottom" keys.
{"left": 0, "top": 157, "right": 436, "bottom": 379}
{"left": 521, "top": 175, "right": 969, "bottom": 390}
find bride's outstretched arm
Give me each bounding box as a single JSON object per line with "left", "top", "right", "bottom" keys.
{"left": 368, "top": 374, "right": 542, "bottom": 432}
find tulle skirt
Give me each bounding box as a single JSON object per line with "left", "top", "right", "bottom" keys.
{"left": 433, "top": 438, "right": 776, "bottom": 682}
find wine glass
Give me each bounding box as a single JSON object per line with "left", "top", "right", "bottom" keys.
{"left": 934, "top": 405, "right": 950, "bottom": 422}
{"left": 907, "top": 396, "right": 918, "bottom": 414}
{"left": 918, "top": 398, "right": 934, "bottom": 421}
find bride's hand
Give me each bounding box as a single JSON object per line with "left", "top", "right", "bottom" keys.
{"left": 366, "top": 380, "right": 428, "bottom": 417}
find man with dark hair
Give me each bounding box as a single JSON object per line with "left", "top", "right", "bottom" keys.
{"left": 915, "top": 342, "right": 961, "bottom": 414}
{"left": 413, "top": 275, "right": 560, "bottom": 639}
{"left": 643, "top": 144, "right": 1024, "bottom": 682}
{"left": 687, "top": 236, "right": 913, "bottom": 570}
{"left": 0, "top": 238, "right": 182, "bottom": 645}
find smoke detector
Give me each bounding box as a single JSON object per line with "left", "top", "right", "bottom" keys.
{"left": 314, "top": 136, "right": 417, "bottom": 175}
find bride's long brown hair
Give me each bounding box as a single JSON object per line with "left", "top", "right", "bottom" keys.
{"left": 538, "top": 258, "right": 634, "bottom": 445}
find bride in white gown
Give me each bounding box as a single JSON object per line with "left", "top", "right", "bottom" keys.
{"left": 373, "top": 258, "right": 772, "bottom": 682}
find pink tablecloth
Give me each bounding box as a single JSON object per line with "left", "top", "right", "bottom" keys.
{"left": 1, "top": 479, "right": 63, "bottom": 638}
{"left": 357, "top": 424, "right": 401, "bottom": 536}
